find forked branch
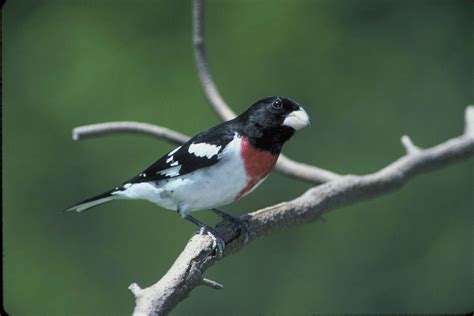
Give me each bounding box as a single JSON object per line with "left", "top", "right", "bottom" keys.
{"left": 129, "top": 106, "right": 474, "bottom": 315}
{"left": 68, "top": 0, "right": 474, "bottom": 315}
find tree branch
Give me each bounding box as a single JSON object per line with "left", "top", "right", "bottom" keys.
{"left": 129, "top": 106, "right": 474, "bottom": 315}
{"left": 71, "top": 0, "right": 341, "bottom": 185}
{"left": 72, "top": 122, "right": 189, "bottom": 145}
{"left": 400, "top": 135, "right": 421, "bottom": 155}
{"left": 67, "top": 0, "right": 473, "bottom": 313}
{"left": 192, "top": 0, "right": 236, "bottom": 121}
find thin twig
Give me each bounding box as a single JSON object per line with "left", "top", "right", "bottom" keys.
{"left": 201, "top": 278, "right": 224, "bottom": 289}
{"left": 192, "top": 0, "right": 236, "bottom": 121}
{"left": 129, "top": 106, "right": 474, "bottom": 316}
{"left": 401, "top": 135, "right": 421, "bottom": 155}
{"left": 72, "top": 122, "right": 189, "bottom": 145}
{"left": 275, "top": 155, "right": 341, "bottom": 183}
{"left": 465, "top": 105, "right": 474, "bottom": 136}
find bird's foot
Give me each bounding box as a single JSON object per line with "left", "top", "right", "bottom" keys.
{"left": 183, "top": 213, "right": 225, "bottom": 258}
{"left": 211, "top": 209, "right": 250, "bottom": 244}
{"left": 196, "top": 226, "right": 225, "bottom": 258}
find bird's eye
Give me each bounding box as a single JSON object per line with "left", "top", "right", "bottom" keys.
{"left": 272, "top": 100, "right": 283, "bottom": 110}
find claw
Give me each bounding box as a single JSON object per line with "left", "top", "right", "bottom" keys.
{"left": 206, "top": 229, "right": 225, "bottom": 258}
{"left": 196, "top": 225, "right": 225, "bottom": 258}
{"left": 212, "top": 209, "right": 250, "bottom": 244}
{"left": 182, "top": 212, "right": 225, "bottom": 257}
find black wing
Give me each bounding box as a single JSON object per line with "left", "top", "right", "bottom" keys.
{"left": 126, "top": 121, "right": 238, "bottom": 184}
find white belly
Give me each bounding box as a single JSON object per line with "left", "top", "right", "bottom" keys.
{"left": 114, "top": 134, "right": 249, "bottom": 213}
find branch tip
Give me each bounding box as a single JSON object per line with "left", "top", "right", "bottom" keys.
{"left": 401, "top": 135, "right": 420, "bottom": 154}
{"left": 127, "top": 1, "right": 474, "bottom": 313}
{"left": 465, "top": 105, "right": 474, "bottom": 136}
{"left": 130, "top": 105, "right": 474, "bottom": 315}
{"left": 72, "top": 129, "right": 80, "bottom": 141}
{"left": 202, "top": 278, "right": 224, "bottom": 289}
{"left": 128, "top": 283, "right": 142, "bottom": 297}
{"left": 71, "top": 122, "right": 189, "bottom": 145}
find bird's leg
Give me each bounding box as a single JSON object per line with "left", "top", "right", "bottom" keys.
{"left": 178, "top": 207, "right": 225, "bottom": 257}
{"left": 211, "top": 208, "right": 250, "bottom": 244}
{"left": 211, "top": 208, "right": 238, "bottom": 221}
{"left": 182, "top": 213, "right": 209, "bottom": 228}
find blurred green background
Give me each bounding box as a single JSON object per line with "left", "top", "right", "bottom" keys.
{"left": 4, "top": 0, "right": 473, "bottom": 315}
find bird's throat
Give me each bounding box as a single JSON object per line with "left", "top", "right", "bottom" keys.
{"left": 236, "top": 137, "right": 278, "bottom": 200}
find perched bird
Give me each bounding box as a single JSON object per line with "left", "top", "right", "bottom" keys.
{"left": 65, "top": 96, "right": 310, "bottom": 229}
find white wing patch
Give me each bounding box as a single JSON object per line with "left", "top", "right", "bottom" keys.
{"left": 158, "top": 165, "right": 182, "bottom": 177}
{"left": 166, "top": 146, "right": 182, "bottom": 166}
{"left": 188, "top": 142, "right": 221, "bottom": 159}
{"left": 168, "top": 146, "right": 181, "bottom": 156}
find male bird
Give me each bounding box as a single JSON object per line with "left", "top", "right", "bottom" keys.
{"left": 66, "top": 96, "right": 310, "bottom": 229}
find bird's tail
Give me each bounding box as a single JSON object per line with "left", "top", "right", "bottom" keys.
{"left": 64, "top": 189, "right": 118, "bottom": 213}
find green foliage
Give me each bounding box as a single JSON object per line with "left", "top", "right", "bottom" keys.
{"left": 3, "top": 0, "right": 472, "bottom": 314}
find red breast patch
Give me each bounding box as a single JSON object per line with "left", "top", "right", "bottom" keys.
{"left": 236, "top": 137, "right": 278, "bottom": 200}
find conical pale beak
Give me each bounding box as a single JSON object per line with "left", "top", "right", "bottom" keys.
{"left": 282, "top": 107, "right": 310, "bottom": 130}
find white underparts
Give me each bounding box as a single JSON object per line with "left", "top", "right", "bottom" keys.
{"left": 113, "top": 182, "right": 161, "bottom": 201}
{"left": 114, "top": 133, "right": 249, "bottom": 213}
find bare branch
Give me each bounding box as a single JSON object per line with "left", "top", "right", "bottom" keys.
{"left": 201, "top": 278, "right": 224, "bottom": 290}
{"left": 400, "top": 135, "right": 421, "bottom": 155}
{"left": 130, "top": 106, "right": 474, "bottom": 315}
{"left": 192, "top": 0, "right": 236, "bottom": 121}
{"left": 128, "top": 283, "right": 142, "bottom": 297}
{"left": 275, "top": 155, "right": 341, "bottom": 183}
{"left": 72, "top": 122, "right": 189, "bottom": 145}
{"left": 130, "top": 233, "right": 219, "bottom": 316}
{"left": 465, "top": 105, "right": 474, "bottom": 136}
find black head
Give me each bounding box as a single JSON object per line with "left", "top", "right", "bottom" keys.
{"left": 236, "top": 96, "right": 310, "bottom": 154}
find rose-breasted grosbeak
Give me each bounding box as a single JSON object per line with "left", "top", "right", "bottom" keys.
{"left": 66, "top": 96, "right": 310, "bottom": 229}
